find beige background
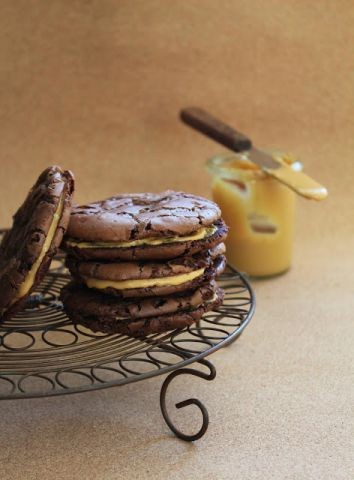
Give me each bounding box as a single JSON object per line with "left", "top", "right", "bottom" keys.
{"left": 0, "top": 1, "right": 353, "bottom": 479}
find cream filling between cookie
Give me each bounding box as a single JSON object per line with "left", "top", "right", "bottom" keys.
{"left": 66, "top": 225, "right": 217, "bottom": 249}
{"left": 13, "top": 194, "right": 65, "bottom": 303}
{"left": 84, "top": 267, "right": 205, "bottom": 291}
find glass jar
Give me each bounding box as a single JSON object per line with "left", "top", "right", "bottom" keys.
{"left": 206, "top": 151, "right": 302, "bottom": 277}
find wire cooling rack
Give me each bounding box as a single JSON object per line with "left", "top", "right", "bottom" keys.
{"left": 0, "top": 247, "right": 255, "bottom": 441}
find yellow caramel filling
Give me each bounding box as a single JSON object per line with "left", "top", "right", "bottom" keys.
{"left": 66, "top": 226, "right": 216, "bottom": 249}
{"left": 14, "top": 194, "right": 64, "bottom": 302}
{"left": 85, "top": 268, "right": 205, "bottom": 291}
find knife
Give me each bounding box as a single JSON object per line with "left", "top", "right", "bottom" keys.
{"left": 180, "top": 107, "right": 327, "bottom": 201}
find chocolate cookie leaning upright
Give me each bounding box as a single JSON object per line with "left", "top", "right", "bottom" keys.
{"left": 64, "top": 191, "right": 228, "bottom": 260}
{"left": 0, "top": 166, "right": 74, "bottom": 319}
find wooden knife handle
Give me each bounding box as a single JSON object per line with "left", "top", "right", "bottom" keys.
{"left": 180, "top": 107, "right": 252, "bottom": 152}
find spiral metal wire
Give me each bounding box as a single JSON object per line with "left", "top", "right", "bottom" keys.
{"left": 0, "top": 230, "right": 255, "bottom": 440}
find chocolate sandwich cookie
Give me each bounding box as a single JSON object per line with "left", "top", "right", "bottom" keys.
{"left": 0, "top": 166, "right": 74, "bottom": 318}
{"left": 61, "top": 280, "right": 224, "bottom": 336}
{"left": 64, "top": 191, "right": 228, "bottom": 261}
{"left": 66, "top": 252, "right": 226, "bottom": 298}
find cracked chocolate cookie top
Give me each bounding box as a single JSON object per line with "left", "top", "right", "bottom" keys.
{"left": 66, "top": 191, "right": 221, "bottom": 242}
{"left": 0, "top": 166, "right": 75, "bottom": 317}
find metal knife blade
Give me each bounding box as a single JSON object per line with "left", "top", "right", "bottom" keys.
{"left": 247, "top": 148, "right": 281, "bottom": 170}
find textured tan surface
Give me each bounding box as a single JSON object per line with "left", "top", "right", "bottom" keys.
{"left": 0, "top": 1, "right": 353, "bottom": 479}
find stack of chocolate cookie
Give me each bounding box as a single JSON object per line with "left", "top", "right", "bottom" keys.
{"left": 61, "top": 191, "right": 228, "bottom": 336}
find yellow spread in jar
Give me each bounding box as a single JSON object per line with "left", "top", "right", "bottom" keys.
{"left": 208, "top": 153, "right": 296, "bottom": 276}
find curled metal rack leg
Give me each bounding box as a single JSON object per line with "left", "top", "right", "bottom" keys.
{"left": 159, "top": 358, "right": 216, "bottom": 442}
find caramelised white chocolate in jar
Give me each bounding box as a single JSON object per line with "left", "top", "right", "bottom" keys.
{"left": 206, "top": 152, "right": 300, "bottom": 277}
